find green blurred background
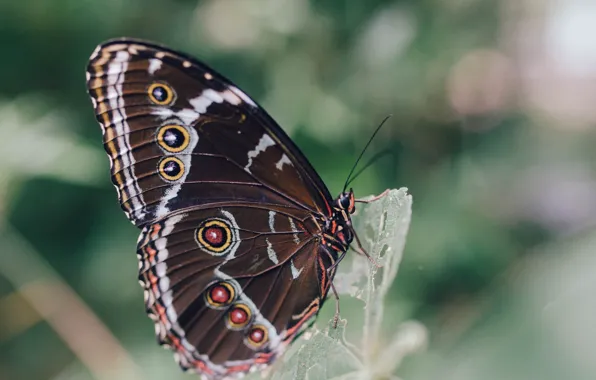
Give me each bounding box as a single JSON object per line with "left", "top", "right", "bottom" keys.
{"left": 2, "top": 0, "right": 596, "bottom": 379}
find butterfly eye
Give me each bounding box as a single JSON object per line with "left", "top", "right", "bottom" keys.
{"left": 338, "top": 194, "right": 351, "bottom": 210}
{"left": 148, "top": 83, "right": 175, "bottom": 105}
{"left": 157, "top": 124, "right": 190, "bottom": 153}
{"left": 158, "top": 157, "right": 185, "bottom": 182}
{"left": 227, "top": 304, "right": 252, "bottom": 330}
{"left": 205, "top": 281, "right": 235, "bottom": 308}
{"left": 196, "top": 219, "right": 232, "bottom": 254}
{"left": 246, "top": 325, "right": 268, "bottom": 348}
{"left": 336, "top": 191, "right": 356, "bottom": 214}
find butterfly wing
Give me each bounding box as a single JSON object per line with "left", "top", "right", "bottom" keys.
{"left": 137, "top": 204, "right": 335, "bottom": 378}
{"left": 86, "top": 39, "right": 341, "bottom": 378}
{"left": 86, "top": 39, "right": 333, "bottom": 227}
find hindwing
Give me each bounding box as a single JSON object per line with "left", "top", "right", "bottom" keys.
{"left": 137, "top": 204, "right": 335, "bottom": 378}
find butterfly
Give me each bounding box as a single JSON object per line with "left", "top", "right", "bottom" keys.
{"left": 86, "top": 38, "right": 384, "bottom": 379}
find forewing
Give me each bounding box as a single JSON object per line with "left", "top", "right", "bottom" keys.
{"left": 86, "top": 39, "right": 333, "bottom": 227}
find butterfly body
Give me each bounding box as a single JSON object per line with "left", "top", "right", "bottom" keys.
{"left": 86, "top": 39, "right": 358, "bottom": 379}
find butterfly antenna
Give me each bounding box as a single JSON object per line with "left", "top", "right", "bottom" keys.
{"left": 345, "top": 148, "right": 394, "bottom": 188}
{"left": 343, "top": 115, "right": 392, "bottom": 192}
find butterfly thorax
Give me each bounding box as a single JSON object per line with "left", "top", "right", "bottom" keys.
{"left": 321, "top": 191, "right": 356, "bottom": 253}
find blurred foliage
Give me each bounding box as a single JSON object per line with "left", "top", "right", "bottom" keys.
{"left": 1, "top": 0, "right": 596, "bottom": 379}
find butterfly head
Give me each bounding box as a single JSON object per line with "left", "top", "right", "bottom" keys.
{"left": 335, "top": 189, "right": 356, "bottom": 215}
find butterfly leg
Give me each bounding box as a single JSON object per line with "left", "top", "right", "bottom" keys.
{"left": 349, "top": 226, "right": 382, "bottom": 268}
{"left": 326, "top": 247, "right": 348, "bottom": 274}
{"left": 330, "top": 282, "right": 341, "bottom": 328}
{"left": 349, "top": 189, "right": 389, "bottom": 268}
{"left": 354, "top": 188, "right": 390, "bottom": 204}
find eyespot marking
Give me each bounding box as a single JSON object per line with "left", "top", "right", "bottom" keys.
{"left": 148, "top": 82, "right": 175, "bottom": 105}
{"left": 205, "top": 281, "right": 235, "bottom": 308}
{"left": 196, "top": 219, "right": 232, "bottom": 255}
{"left": 158, "top": 156, "right": 185, "bottom": 181}
{"left": 246, "top": 325, "right": 268, "bottom": 348}
{"left": 227, "top": 304, "right": 252, "bottom": 330}
{"left": 157, "top": 124, "right": 190, "bottom": 153}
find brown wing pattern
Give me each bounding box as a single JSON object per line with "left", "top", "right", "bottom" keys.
{"left": 86, "top": 39, "right": 333, "bottom": 227}
{"left": 136, "top": 204, "right": 332, "bottom": 378}
{"left": 86, "top": 39, "right": 342, "bottom": 379}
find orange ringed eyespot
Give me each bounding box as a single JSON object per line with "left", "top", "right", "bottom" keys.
{"left": 157, "top": 125, "right": 190, "bottom": 153}
{"left": 205, "top": 282, "right": 235, "bottom": 307}
{"left": 148, "top": 82, "right": 175, "bottom": 105}
{"left": 227, "top": 304, "right": 252, "bottom": 329}
{"left": 158, "top": 157, "right": 185, "bottom": 181}
{"left": 197, "top": 219, "right": 232, "bottom": 253}
{"left": 246, "top": 325, "right": 268, "bottom": 347}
